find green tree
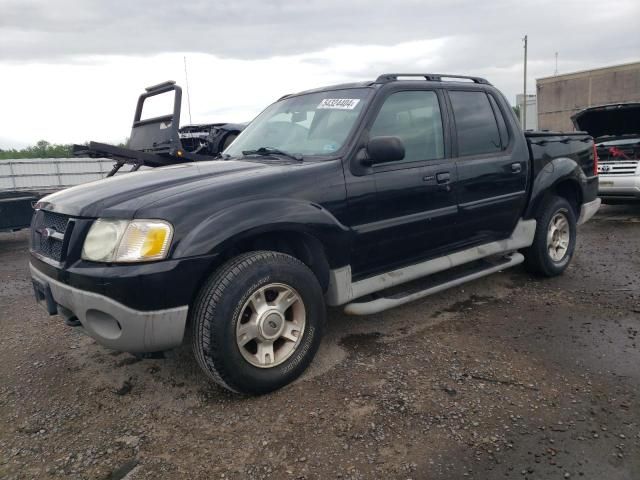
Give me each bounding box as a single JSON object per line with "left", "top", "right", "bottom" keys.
{"left": 0, "top": 140, "right": 74, "bottom": 160}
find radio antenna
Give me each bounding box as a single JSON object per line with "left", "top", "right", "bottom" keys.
{"left": 522, "top": 35, "right": 528, "bottom": 130}
{"left": 183, "top": 56, "right": 193, "bottom": 124}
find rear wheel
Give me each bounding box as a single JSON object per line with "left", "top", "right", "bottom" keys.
{"left": 191, "top": 251, "right": 325, "bottom": 394}
{"left": 524, "top": 196, "right": 577, "bottom": 277}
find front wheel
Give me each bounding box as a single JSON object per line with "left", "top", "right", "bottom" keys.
{"left": 524, "top": 196, "right": 577, "bottom": 277}
{"left": 191, "top": 251, "right": 325, "bottom": 394}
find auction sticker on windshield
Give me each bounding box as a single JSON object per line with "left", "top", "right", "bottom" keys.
{"left": 317, "top": 98, "right": 361, "bottom": 110}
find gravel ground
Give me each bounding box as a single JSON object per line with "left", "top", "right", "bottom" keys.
{"left": 1, "top": 204, "right": 639, "bottom": 480}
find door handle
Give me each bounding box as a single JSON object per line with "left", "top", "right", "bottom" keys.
{"left": 436, "top": 172, "right": 450, "bottom": 184}
{"left": 511, "top": 162, "right": 522, "bottom": 174}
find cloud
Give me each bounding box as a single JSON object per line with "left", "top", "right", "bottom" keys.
{"left": 1, "top": 0, "right": 638, "bottom": 64}
{"left": 0, "top": 0, "right": 638, "bottom": 148}
{"left": 0, "top": 40, "right": 448, "bottom": 147}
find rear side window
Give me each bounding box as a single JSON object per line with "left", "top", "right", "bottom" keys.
{"left": 449, "top": 91, "right": 502, "bottom": 156}
{"left": 488, "top": 94, "right": 510, "bottom": 148}
{"left": 370, "top": 90, "right": 445, "bottom": 163}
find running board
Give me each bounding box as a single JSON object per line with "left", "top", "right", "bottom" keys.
{"left": 343, "top": 253, "right": 524, "bottom": 315}
{"left": 325, "top": 218, "right": 536, "bottom": 306}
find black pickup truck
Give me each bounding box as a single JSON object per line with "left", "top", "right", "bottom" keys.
{"left": 29, "top": 73, "right": 600, "bottom": 394}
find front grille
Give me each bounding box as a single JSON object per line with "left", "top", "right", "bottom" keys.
{"left": 598, "top": 160, "right": 639, "bottom": 176}
{"left": 31, "top": 210, "right": 72, "bottom": 262}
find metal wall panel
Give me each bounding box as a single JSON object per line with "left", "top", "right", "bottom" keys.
{"left": 0, "top": 157, "right": 152, "bottom": 193}
{"left": 537, "top": 62, "right": 640, "bottom": 132}
{"left": 0, "top": 158, "right": 113, "bottom": 192}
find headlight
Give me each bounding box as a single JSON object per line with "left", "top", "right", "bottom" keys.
{"left": 81, "top": 219, "right": 128, "bottom": 262}
{"left": 82, "top": 219, "right": 173, "bottom": 263}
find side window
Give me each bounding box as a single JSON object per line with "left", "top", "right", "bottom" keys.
{"left": 370, "top": 91, "right": 444, "bottom": 163}
{"left": 488, "top": 94, "right": 509, "bottom": 148}
{"left": 449, "top": 91, "right": 502, "bottom": 156}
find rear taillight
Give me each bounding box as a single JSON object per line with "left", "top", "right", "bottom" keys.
{"left": 592, "top": 143, "right": 599, "bottom": 176}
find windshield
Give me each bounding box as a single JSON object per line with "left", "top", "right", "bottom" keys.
{"left": 597, "top": 137, "right": 640, "bottom": 146}
{"left": 225, "top": 88, "right": 372, "bottom": 157}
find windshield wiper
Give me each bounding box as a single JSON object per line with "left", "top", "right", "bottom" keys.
{"left": 242, "top": 147, "right": 303, "bottom": 162}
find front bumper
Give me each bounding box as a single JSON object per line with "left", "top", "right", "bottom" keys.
{"left": 598, "top": 174, "right": 640, "bottom": 201}
{"left": 30, "top": 263, "right": 188, "bottom": 352}
{"left": 577, "top": 198, "right": 601, "bottom": 225}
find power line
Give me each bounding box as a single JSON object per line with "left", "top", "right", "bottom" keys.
{"left": 183, "top": 56, "right": 193, "bottom": 124}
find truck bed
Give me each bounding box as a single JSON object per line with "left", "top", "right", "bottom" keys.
{"left": 525, "top": 130, "right": 595, "bottom": 179}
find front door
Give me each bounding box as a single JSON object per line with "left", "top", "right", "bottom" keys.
{"left": 347, "top": 89, "right": 459, "bottom": 278}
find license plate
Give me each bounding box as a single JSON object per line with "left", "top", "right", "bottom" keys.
{"left": 32, "top": 279, "right": 58, "bottom": 315}
{"left": 600, "top": 181, "right": 614, "bottom": 187}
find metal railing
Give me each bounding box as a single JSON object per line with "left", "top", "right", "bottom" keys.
{"left": 0, "top": 158, "right": 140, "bottom": 192}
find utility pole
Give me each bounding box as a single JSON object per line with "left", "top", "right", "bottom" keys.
{"left": 183, "top": 56, "right": 193, "bottom": 124}
{"left": 554, "top": 51, "right": 558, "bottom": 75}
{"left": 522, "top": 35, "right": 528, "bottom": 130}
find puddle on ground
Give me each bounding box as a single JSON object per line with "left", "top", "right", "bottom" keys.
{"left": 443, "top": 294, "right": 497, "bottom": 313}
{"left": 339, "top": 332, "right": 383, "bottom": 355}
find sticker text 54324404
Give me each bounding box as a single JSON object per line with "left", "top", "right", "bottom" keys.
{"left": 317, "top": 98, "right": 360, "bottom": 110}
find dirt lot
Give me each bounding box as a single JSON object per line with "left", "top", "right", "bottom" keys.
{"left": 1, "top": 205, "right": 639, "bottom": 480}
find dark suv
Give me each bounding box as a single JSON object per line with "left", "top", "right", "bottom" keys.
{"left": 30, "top": 73, "right": 600, "bottom": 394}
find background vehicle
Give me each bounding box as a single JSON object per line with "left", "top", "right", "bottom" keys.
{"left": 29, "top": 73, "right": 599, "bottom": 395}
{"left": 1, "top": 81, "right": 243, "bottom": 232}
{"left": 0, "top": 158, "right": 125, "bottom": 232}
{"left": 179, "top": 123, "right": 245, "bottom": 157}
{"left": 73, "top": 80, "right": 244, "bottom": 175}
{"left": 0, "top": 191, "right": 38, "bottom": 232}
{"left": 572, "top": 103, "right": 640, "bottom": 203}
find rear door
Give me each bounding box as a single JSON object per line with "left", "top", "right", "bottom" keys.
{"left": 347, "top": 89, "right": 459, "bottom": 277}
{"left": 446, "top": 89, "right": 528, "bottom": 245}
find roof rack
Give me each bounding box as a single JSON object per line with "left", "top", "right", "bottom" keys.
{"left": 375, "top": 73, "right": 491, "bottom": 85}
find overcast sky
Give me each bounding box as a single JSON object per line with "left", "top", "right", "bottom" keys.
{"left": 1, "top": 0, "right": 638, "bottom": 149}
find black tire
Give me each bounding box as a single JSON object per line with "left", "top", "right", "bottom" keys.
{"left": 524, "top": 195, "right": 577, "bottom": 277}
{"left": 191, "top": 251, "right": 325, "bottom": 394}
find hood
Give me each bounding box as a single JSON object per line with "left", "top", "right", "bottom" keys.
{"left": 571, "top": 103, "right": 640, "bottom": 141}
{"left": 36, "top": 160, "right": 274, "bottom": 218}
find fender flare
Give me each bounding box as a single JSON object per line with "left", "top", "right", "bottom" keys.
{"left": 172, "top": 198, "right": 351, "bottom": 268}
{"left": 525, "top": 157, "right": 587, "bottom": 218}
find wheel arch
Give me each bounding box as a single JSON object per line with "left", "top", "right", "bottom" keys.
{"left": 553, "top": 179, "right": 582, "bottom": 217}
{"left": 175, "top": 199, "right": 351, "bottom": 301}
{"left": 214, "top": 228, "right": 333, "bottom": 293}
{"left": 525, "top": 157, "right": 585, "bottom": 219}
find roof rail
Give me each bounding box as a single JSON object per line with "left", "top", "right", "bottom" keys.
{"left": 375, "top": 73, "right": 491, "bottom": 85}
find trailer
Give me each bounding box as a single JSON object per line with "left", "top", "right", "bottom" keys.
{"left": 1, "top": 80, "right": 245, "bottom": 232}
{"left": 73, "top": 80, "right": 244, "bottom": 175}
{"left": 0, "top": 157, "right": 137, "bottom": 232}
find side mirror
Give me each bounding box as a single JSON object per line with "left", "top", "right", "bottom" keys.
{"left": 365, "top": 136, "right": 405, "bottom": 165}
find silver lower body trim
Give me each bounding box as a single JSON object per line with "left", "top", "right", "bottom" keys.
{"left": 344, "top": 252, "right": 525, "bottom": 315}
{"left": 325, "top": 218, "right": 536, "bottom": 306}
{"left": 577, "top": 198, "right": 601, "bottom": 225}
{"left": 30, "top": 264, "right": 188, "bottom": 352}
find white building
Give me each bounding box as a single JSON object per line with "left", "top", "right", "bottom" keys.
{"left": 516, "top": 94, "right": 538, "bottom": 131}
